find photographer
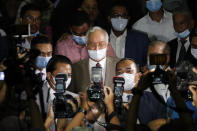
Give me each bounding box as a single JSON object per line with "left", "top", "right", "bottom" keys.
{"left": 44, "top": 55, "right": 80, "bottom": 131}
{"left": 125, "top": 71, "right": 195, "bottom": 131}
{"left": 166, "top": 63, "right": 197, "bottom": 128}
{"left": 115, "top": 58, "right": 141, "bottom": 108}
{"left": 65, "top": 86, "right": 120, "bottom": 131}
{"left": 137, "top": 41, "right": 171, "bottom": 125}
{"left": 18, "top": 3, "right": 41, "bottom": 49}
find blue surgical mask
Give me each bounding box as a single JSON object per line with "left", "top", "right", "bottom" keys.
{"left": 31, "top": 31, "right": 40, "bottom": 37}
{"left": 72, "top": 35, "right": 86, "bottom": 45}
{"left": 35, "top": 56, "right": 51, "bottom": 69}
{"left": 146, "top": 0, "right": 162, "bottom": 12}
{"left": 174, "top": 29, "right": 190, "bottom": 39}
{"left": 111, "top": 17, "right": 128, "bottom": 31}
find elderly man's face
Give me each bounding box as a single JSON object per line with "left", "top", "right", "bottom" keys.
{"left": 173, "top": 13, "right": 190, "bottom": 33}
{"left": 87, "top": 29, "right": 108, "bottom": 50}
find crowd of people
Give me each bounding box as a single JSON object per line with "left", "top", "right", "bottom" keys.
{"left": 0, "top": 0, "right": 197, "bottom": 131}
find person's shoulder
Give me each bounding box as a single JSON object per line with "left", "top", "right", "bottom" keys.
{"left": 106, "top": 56, "right": 120, "bottom": 63}
{"left": 167, "top": 38, "right": 178, "bottom": 46}
{"left": 133, "top": 14, "right": 149, "bottom": 27}
{"left": 128, "top": 29, "right": 148, "bottom": 37}
{"left": 56, "top": 35, "right": 74, "bottom": 46}
{"left": 73, "top": 58, "right": 89, "bottom": 67}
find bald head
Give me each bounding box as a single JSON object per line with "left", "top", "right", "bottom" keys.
{"left": 148, "top": 41, "right": 170, "bottom": 55}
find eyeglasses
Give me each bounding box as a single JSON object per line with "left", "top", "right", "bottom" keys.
{"left": 111, "top": 13, "right": 128, "bottom": 19}
{"left": 24, "top": 15, "right": 41, "bottom": 23}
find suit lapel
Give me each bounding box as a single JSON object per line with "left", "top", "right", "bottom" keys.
{"left": 105, "top": 57, "right": 112, "bottom": 86}
{"left": 83, "top": 58, "right": 91, "bottom": 86}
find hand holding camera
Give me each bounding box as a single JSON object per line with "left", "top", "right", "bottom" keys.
{"left": 189, "top": 85, "right": 197, "bottom": 108}
{"left": 103, "top": 86, "right": 114, "bottom": 113}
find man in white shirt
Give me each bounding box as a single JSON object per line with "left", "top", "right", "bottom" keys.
{"left": 107, "top": 1, "right": 149, "bottom": 68}
{"left": 132, "top": 0, "right": 176, "bottom": 42}
{"left": 167, "top": 7, "right": 195, "bottom": 67}
{"left": 70, "top": 26, "right": 119, "bottom": 93}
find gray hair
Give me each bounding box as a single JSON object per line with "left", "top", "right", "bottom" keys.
{"left": 148, "top": 40, "right": 170, "bottom": 55}
{"left": 86, "top": 26, "right": 109, "bottom": 44}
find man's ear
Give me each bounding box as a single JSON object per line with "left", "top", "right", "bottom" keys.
{"left": 46, "top": 72, "right": 52, "bottom": 81}
{"left": 191, "top": 19, "right": 195, "bottom": 30}
{"left": 107, "top": 16, "right": 111, "bottom": 23}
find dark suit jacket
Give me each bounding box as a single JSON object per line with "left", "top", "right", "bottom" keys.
{"left": 168, "top": 38, "right": 191, "bottom": 68}
{"left": 138, "top": 91, "right": 167, "bottom": 125}
{"left": 125, "top": 30, "right": 150, "bottom": 67}
{"left": 69, "top": 56, "right": 120, "bottom": 93}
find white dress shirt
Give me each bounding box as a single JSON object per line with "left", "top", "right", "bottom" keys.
{"left": 35, "top": 68, "right": 47, "bottom": 81}
{"left": 89, "top": 57, "right": 106, "bottom": 84}
{"left": 176, "top": 37, "right": 190, "bottom": 62}
{"left": 110, "top": 30, "right": 127, "bottom": 58}
{"left": 132, "top": 10, "right": 176, "bottom": 42}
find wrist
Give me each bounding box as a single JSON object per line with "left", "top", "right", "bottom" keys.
{"left": 107, "top": 105, "right": 114, "bottom": 115}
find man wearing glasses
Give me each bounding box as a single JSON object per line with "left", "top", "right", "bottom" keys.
{"left": 18, "top": 4, "right": 41, "bottom": 49}
{"left": 108, "top": 1, "right": 150, "bottom": 71}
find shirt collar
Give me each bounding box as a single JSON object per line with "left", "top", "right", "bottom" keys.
{"left": 89, "top": 57, "right": 106, "bottom": 67}
{"left": 110, "top": 29, "right": 127, "bottom": 39}
{"left": 147, "top": 9, "right": 168, "bottom": 23}
{"left": 35, "top": 68, "right": 46, "bottom": 74}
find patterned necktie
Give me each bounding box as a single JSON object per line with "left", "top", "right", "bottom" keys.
{"left": 177, "top": 40, "right": 187, "bottom": 65}
{"left": 96, "top": 63, "right": 101, "bottom": 67}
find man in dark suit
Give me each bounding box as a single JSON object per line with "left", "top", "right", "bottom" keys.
{"left": 167, "top": 7, "right": 195, "bottom": 68}
{"left": 70, "top": 26, "right": 119, "bottom": 93}
{"left": 107, "top": 1, "right": 149, "bottom": 68}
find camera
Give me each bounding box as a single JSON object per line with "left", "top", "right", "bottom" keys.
{"left": 149, "top": 54, "right": 168, "bottom": 85}
{"left": 8, "top": 24, "right": 31, "bottom": 54}
{"left": 175, "top": 61, "right": 197, "bottom": 100}
{"left": 53, "top": 73, "right": 78, "bottom": 118}
{"left": 87, "top": 66, "right": 104, "bottom": 102}
{"left": 113, "top": 76, "right": 125, "bottom": 109}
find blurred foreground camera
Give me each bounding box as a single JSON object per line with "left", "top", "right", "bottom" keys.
{"left": 149, "top": 54, "right": 168, "bottom": 85}
{"left": 176, "top": 61, "right": 197, "bottom": 100}
{"left": 87, "top": 66, "right": 104, "bottom": 102}
{"left": 53, "top": 73, "right": 78, "bottom": 118}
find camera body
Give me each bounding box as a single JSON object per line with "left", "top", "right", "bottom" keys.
{"left": 87, "top": 66, "right": 104, "bottom": 102}
{"left": 113, "top": 77, "right": 125, "bottom": 109}
{"left": 176, "top": 61, "right": 197, "bottom": 100}
{"left": 53, "top": 73, "right": 77, "bottom": 118}
{"left": 149, "top": 54, "right": 168, "bottom": 85}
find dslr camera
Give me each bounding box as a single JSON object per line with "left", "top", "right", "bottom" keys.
{"left": 149, "top": 54, "right": 168, "bottom": 85}
{"left": 9, "top": 24, "right": 31, "bottom": 54}
{"left": 53, "top": 73, "right": 78, "bottom": 118}
{"left": 113, "top": 76, "right": 125, "bottom": 110}
{"left": 87, "top": 66, "right": 104, "bottom": 102}
{"left": 175, "top": 61, "right": 197, "bottom": 100}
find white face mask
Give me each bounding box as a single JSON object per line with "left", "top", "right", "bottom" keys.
{"left": 118, "top": 73, "right": 136, "bottom": 91}
{"left": 111, "top": 17, "right": 128, "bottom": 31}
{"left": 191, "top": 48, "right": 197, "bottom": 59}
{"left": 154, "top": 84, "right": 170, "bottom": 102}
{"left": 122, "top": 92, "right": 133, "bottom": 103}
{"left": 88, "top": 48, "right": 107, "bottom": 61}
